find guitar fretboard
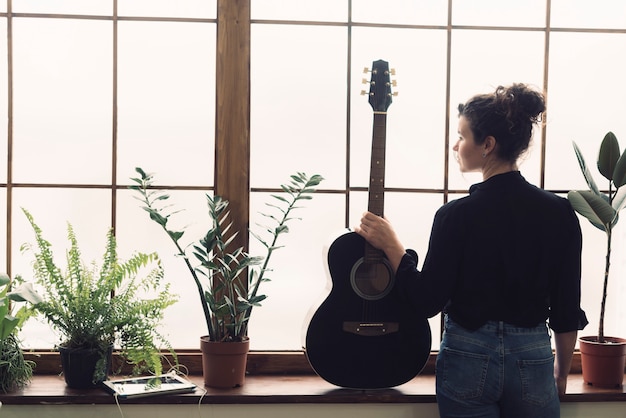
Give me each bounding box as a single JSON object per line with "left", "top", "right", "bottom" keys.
{"left": 365, "top": 112, "right": 387, "bottom": 264}
{"left": 368, "top": 112, "right": 387, "bottom": 217}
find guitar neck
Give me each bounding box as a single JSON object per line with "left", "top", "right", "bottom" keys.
{"left": 368, "top": 112, "right": 387, "bottom": 218}
{"left": 363, "top": 59, "right": 392, "bottom": 263}
{"left": 365, "top": 112, "right": 387, "bottom": 263}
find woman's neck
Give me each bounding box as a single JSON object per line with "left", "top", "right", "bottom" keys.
{"left": 482, "top": 159, "right": 517, "bottom": 181}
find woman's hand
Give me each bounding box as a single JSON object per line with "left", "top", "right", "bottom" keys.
{"left": 354, "top": 211, "right": 407, "bottom": 273}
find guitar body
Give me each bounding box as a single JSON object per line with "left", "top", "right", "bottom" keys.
{"left": 305, "top": 229, "right": 431, "bottom": 389}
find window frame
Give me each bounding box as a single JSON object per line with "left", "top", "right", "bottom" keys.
{"left": 3, "top": 0, "right": 625, "bottom": 373}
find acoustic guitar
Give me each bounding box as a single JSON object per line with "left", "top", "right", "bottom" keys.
{"left": 305, "top": 59, "right": 431, "bottom": 389}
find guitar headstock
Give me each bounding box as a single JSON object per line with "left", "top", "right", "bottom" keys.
{"left": 362, "top": 59, "right": 396, "bottom": 113}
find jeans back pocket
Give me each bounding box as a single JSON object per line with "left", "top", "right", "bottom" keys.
{"left": 518, "top": 356, "right": 557, "bottom": 406}
{"left": 437, "top": 347, "right": 489, "bottom": 400}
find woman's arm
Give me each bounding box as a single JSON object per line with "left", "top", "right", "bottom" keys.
{"left": 553, "top": 330, "right": 578, "bottom": 396}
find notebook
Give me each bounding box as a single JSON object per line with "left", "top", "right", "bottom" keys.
{"left": 102, "top": 372, "right": 197, "bottom": 399}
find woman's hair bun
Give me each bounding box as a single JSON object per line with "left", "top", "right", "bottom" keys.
{"left": 495, "top": 83, "right": 545, "bottom": 124}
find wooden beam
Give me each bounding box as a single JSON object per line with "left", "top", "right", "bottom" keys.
{"left": 215, "top": 0, "right": 251, "bottom": 249}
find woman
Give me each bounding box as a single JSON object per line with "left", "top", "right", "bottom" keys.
{"left": 355, "top": 83, "right": 587, "bottom": 418}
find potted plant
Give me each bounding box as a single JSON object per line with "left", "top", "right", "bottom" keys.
{"left": 17, "top": 208, "right": 178, "bottom": 389}
{"left": 568, "top": 131, "right": 626, "bottom": 387}
{"left": 131, "top": 168, "right": 323, "bottom": 387}
{"left": 0, "top": 273, "right": 38, "bottom": 393}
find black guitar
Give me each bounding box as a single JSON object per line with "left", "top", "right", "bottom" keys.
{"left": 305, "top": 60, "right": 431, "bottom": 389}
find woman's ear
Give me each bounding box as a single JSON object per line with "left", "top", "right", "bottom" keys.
{"left": 483, "top": 135, "right": 497, "bottom": 155}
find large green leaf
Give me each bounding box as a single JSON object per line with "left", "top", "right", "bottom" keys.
{"left": 568, "top": 190, "right": 616, "bottom": 231}
{"left": 0, "top": 314, "right": 19, "bottom": 340}
{"left": 598, "top": 131, "right": 620, "bottom": 181}
{"left": 8, "top": 283, "right": 44, "bottom": 305}
{"left": 573, "top": 141, "right": 600, "bottom": 195}
{"left": 0, "top": 273, "right": 9, "bottom": 286}
{"left": 613, "top": 185, "right": 626, "bottom": 214}
{"left": 613, "top": 147, "right": 626, "bottom": 188}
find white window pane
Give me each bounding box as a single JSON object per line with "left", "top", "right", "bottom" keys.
{"left": 349, "top": 191, "right": 445, "bottom": 291}
{"left": 452, "top": 0, "right": 546, "bottom": 27}
{"left": 551, "top": 0, "right": 626, "bottom": 29}
{"left": 251, "top": 0, "right": 347, "bottom": 21}
{"left": 13, "top": 0, "right": 112, "bottom": 14}
{"left": 579, "top": 219, "right": 626, "bottom": 340}
{"left": 386, "top": 191, "right": 444, "bottom": 347}
{"left": 12, "top": 18, "right": 113, "bottom": 184}
{"left": 118, "top": 0, "right": 216, "bottom": 19}
{"left": 546, "top": 31, "right": 626, "bottom": 341}
{"left": 353, "top": 0, "right": 448, "bottom": 25}
{"left": 605, "top": 228, "right": 626, "bottom": 339}
{"left": 0, "top": 18, "right": 6, "bottom": 184}
{"left": 251, "top": 24, "right": 347, "bottom": 190}
{"left": 0, "top": 189, "right": 5, "bottom": 273}
{"left": 449, "top": 29, "right": 545, "bottom": 189}
{"left": 348, "top": 191, "right": 444, "bottom": 350}
{"left": 248, "top": 193, "right": 346, "bottom": 350}
{"left": 544, "top": 32, "right": 626, "bottom": 191}
{"left": 117, "top": 21, "right": 216, "bottom": 186}
{"left": 12, "top": 188, "right": 111, "bottom": 348}
{"left": 351, "top": 27, "right": 448, "bottom": 190}
{"left": 117, "top": 188, "right": 213, "bottom": 349}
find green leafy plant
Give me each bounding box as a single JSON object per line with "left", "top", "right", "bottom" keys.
{"left": 17, "top": 208, "right": 178, "bottom": 383}
{"left": 568, "top": 131, "right": 626, "bottom": 343}
{"left": 131, "top": 168, "right": 323, "bottom": 343}
{"left": 0, "top": 273, "right": 38, "bottom": 392}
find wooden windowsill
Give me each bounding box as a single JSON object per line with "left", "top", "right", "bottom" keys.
{"left": 2, "top": 350, "right": 625, "bottom": 405}
{"left": 1, "top": 373, "right": 625, "bottom": 405}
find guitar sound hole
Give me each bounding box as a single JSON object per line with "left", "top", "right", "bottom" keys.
{"left": 350, "top": 258, "right": 394, "bottom": 301}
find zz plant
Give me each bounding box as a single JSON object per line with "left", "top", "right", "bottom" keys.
{"left": 131, "top": 168, "right": 323, "bottom": 343}
{"left": 568, "top": 131, "right": 626, "bottom": 343}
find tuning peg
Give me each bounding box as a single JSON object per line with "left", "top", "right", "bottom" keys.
{"left": 385, "top": 81, "right": 397, "bottom": 93}
{"left": 390, "top": 68, "right": 396, "bottom": 75}
{"left": 363, "top": 67, "right": 369, "bottom": 73}
{"left": 362, "top": 78, "right": 370, "bottom": 84}
{"left": 360, "top": 90, "right": 373, "bottom": 96}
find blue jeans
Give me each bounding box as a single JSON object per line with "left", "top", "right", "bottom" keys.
{"left": 436, "top": 315, "right": 559, "bottom": 418}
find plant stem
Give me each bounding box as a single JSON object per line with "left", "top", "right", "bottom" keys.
{"left": 600, "top": 227, "right": 610, "bottom": 343}
{"left": 173, "top": 240, "right": 215, "bottom": 342}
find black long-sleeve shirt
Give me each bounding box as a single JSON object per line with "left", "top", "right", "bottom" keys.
{"left": 396, "top": 171, "right": 588, "bottom": 333}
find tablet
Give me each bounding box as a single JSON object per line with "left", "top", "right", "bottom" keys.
{"left": 102, "top": 372, "right": 197, "bottom": 399}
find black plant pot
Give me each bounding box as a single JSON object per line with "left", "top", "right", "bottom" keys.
{"left": 58, "top": 345, "right": 112, "bottom": 389}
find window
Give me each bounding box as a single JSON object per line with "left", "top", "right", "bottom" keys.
{"left": 3, "top": 0, "right": 626, "bottom": 355}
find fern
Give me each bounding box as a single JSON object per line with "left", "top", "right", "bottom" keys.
{"left": 18, "top": 208, "right": 178, "bottom": 383}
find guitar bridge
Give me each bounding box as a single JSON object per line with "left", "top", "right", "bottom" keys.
{"left": 343, "top": 321, "right": 399, "bottom": 336}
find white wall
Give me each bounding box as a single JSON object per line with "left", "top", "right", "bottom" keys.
{"left": 1, "top": 403, "right": 625, "bottom": 418}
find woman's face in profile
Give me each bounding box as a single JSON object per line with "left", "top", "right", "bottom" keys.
{"left": 453, "top": 116, "right": 484, "bottom": 173}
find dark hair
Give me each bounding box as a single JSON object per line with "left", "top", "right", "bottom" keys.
{"left": 458, "top": 83, "right": 546, "bottom": 163}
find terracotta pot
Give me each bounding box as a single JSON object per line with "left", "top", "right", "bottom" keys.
{"left": 200, "top": 336, "right": 249, "bottom": 388}
{"left": 58, "top": 345, "right": 112, "bottom": 389}
{"left": 579, "top": 336, "right": 626, "bottom": 388}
